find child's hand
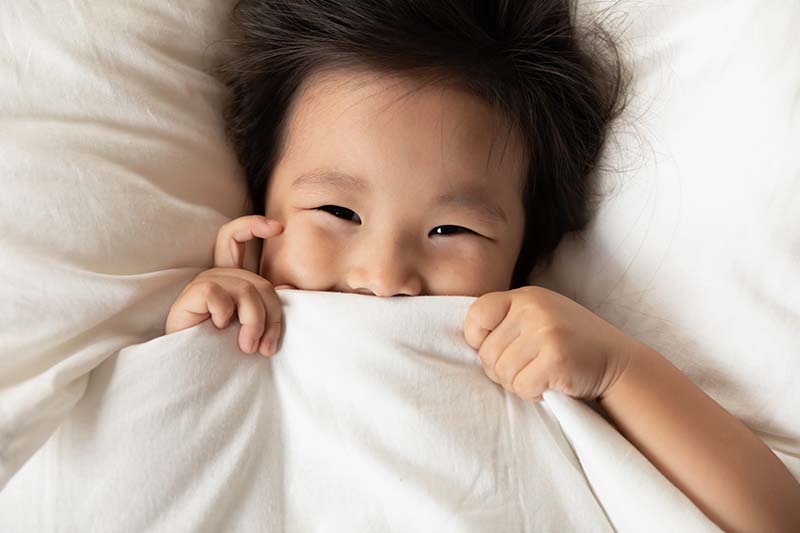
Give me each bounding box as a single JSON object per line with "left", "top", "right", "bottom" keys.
{"left": 165, "top": 215, "right": 287, "bottom": 356}
{"left": 463, "top": 286, "right": 634, "bottom": 402}
{"left": 213, "top": 215, "right": 296, "bottom": 289}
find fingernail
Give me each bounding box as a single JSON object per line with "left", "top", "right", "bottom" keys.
{"left": 249, "top": 339, "right": 258, "bottom": 353}
{"left": 268, "top": 337, "right": 278, "bottom": 356}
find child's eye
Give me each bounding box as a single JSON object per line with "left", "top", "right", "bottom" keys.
{"left": 316, "top": 205, "right": 361, "bottom": 223}
{"left": 429, "top": 225, "right": 475, "bottom": 237}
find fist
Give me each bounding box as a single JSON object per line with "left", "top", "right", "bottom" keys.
{"left": 463, "top": 286, "right": 633, "bottom": 402}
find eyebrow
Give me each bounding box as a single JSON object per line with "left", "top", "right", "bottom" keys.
{"left": 291, "top": 170, "right": 370, "bottom": 193}
{"left": 291, "top": 169, "right": 507, "bottom": 224}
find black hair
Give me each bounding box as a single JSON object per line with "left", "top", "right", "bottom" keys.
{"left": 220, "top": 0, "right": 629, "bottom": 289}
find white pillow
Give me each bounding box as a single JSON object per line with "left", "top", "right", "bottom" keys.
{"left": 0, "top": 1, "right": 243, "bottom": 486}
{"left": 538, "top": 1, "right": 800, "bottom": 474}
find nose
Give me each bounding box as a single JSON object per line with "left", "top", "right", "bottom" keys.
{"left": 345, "top": 236, "right": 423, "bottom": 297}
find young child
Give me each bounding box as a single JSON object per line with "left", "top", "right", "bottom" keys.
{"left": 166, "top": 0, "right": 800, "bottom": 529}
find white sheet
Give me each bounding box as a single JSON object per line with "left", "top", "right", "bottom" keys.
{"left": 0, "top": 291, "right": 717, "bottom": 532}
{"left": 0, "top": 0, "right": 244, "bottom": 486}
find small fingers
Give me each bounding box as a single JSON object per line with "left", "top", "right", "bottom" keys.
{"left": 477, "top": 319, "right": 521, "bottom": 379}
{"left": 463, "top": 291, "right": 512, "bottom": 350}
{"left": 234, "top": 284, "right": 267, "bottom": 354}
{"left": 165, "top": 281, "right": 235, "bottom": 334}
{"left": 492, "top": 335, "right": 539, "bottom": 391}
{"left": 204, "top": 282, "right": 237, "bottom": 329}
{"left": 510, "top": 355, "right": 550, "bottom": 402}
{"left": 252, "top": 283, "right": 284, "bottom": 357}
{"left": 214, "top": 215, "right": 284, "bottom": 268}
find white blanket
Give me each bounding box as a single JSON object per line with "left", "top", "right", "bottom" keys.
{"left": 0, "top": 291, "right": 717, "bottom": 532}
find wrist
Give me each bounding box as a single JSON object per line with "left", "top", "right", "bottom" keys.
{"left": 599, "top": 337, "right": 659, "bottom": 403}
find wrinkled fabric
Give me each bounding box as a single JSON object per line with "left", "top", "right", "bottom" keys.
{"left": 0, "top": 291, "right": 716, "bottom": 532}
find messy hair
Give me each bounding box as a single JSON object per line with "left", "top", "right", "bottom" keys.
{"left": 220, "top": 0, "right": 629, "bottom": 288}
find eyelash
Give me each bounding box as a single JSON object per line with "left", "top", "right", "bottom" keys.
{"left": 316, "top": 205, "right": 361, "bottom": 223}
{"left": 315, "top": 205, "right": 476, "bottom": 237}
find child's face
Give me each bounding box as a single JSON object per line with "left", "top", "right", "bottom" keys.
{"left": 259, "top": 69, "right": 526, "bottom": 296}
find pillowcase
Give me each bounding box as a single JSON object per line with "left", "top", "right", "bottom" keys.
{"left": 537, "top": 0, "right": 800, "bottom": 475}
{"left": 0, "top": 1, "right": 244, "bottom": 486}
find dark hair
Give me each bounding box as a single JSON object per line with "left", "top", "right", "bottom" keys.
{"left": 220, "top": 0, "right": 629, "bottom": 288}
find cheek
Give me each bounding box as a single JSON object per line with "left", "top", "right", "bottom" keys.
{"left": 260, "top": 218, "right": 340, "bottom": 288}
{"left": 432, "top": 249, "right": 512, "bottom": 295}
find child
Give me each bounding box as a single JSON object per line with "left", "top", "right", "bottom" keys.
{"left": 166, "top": 0, "right": 800, "bottom": 529}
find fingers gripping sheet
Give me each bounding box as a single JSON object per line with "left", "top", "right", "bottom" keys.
{"left": 0, "top": 291, "right": 717, "bottom": 532}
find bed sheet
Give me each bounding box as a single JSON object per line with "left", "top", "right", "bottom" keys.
{"left": 0, "top": 291, "right": 717, "bottom": 532}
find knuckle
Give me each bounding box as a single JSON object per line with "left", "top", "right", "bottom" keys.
{"left": 217, "top": 220, "right": 234, "bottom": 238}
{"left": 465, "top": 302, "right": 484, "bottom": 328}
{"left": 467, "top": 292, "right": 499, "bottom": 323}
{"left": 248, "top": 216, "right": 265, "bottom": 232}
{"left": 517, "top": 295, "right": 545, "bottom": 316}
{"left": 514, "top": 287, "right": 546, "bottom": 308}
{"left": 242, "top": 283, "right": 260, "bottom": 297}
{"left": 539, "top": 324, "right": 569, "bottom": 345}
{"left": 477, "top": 343, "right": 497, "bottom": 364}
{"left": 551, "top": 327, "right": 572, "bottom": 348}
{"left": 511, "top": 375, "right": 529, "bottom": 397}
{"left": 519, "top": 301, "right": 540, "bottom": 318}
{"left": 239, "top": 291, "right": 262, "bottom": 307}
{"left": 493, "top": 356, "right": 510, "bottom": 378}
{"left": 494, "top": 368, "right": 511, "bottom": 387}
{"left": 228, "top": 278, "right": 252, "bottom": 294}
{"left": 518, "top": 285, "right": 543, "bottom": 298}
{"left": 194, "top": 280, "right": 221, "bottom": 298}
{"left": 544, "top": 349, "right": 571, "bottom": 376}
{"left": 253, "top": 277, "right": 276, "bottom": 292}
{"left": 482, "top": 366, "right": 500, "bottom": 385}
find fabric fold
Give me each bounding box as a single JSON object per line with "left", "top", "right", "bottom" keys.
{"left": 0, "top": 291, "right": 714, "bottom": 532}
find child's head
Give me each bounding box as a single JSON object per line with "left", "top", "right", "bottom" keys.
{"left": 222, "top": 0, "right": 627, "bottom": 296}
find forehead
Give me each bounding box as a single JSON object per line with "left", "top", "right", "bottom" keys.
{"left": 276, "top": 69, "right": 527, "bottom": 206}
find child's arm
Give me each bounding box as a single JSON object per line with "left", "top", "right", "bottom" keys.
{"left": 599, "top": 340, "right": 800, "bottom": 531}
{"left": 464, "top": 286, "right": 800, "bottom": 532}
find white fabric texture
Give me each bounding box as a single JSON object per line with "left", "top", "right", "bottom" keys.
{"left": 0, "top": 0, "right": 798, "bottom": 527}
{"left": 0, "top": 291, "right": 717, "bottom": 532}
{"left": 0, "top": 1, "right": 245, "bottom": 485}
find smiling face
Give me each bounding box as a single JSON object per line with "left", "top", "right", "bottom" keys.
{"left": 258, "top": 69, "right": 527, "bottom": 296}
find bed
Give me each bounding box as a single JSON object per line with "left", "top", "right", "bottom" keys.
{"left": 1, "top": 1, "right": 797, "bottom": 531}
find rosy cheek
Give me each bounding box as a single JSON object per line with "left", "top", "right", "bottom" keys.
{"left": 261, "top": 217, "right": 339, "bottom": 289}
{"left": 426, "top": 247, "right": 506, "bottom": 296}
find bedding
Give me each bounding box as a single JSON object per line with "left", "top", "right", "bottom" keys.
{"left": 0, "top": 0, "right": 798, "bottom": 529}
{"left": 536, "top": 0, "right": 800, "bottom": 478}
{"left": 0, "top": 291, "right": 717, "bottom": 532}
{"left": 0, "top": 1, "right": 245, "bottom": 486}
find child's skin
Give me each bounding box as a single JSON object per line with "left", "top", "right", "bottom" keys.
{"left": 166, "top": 69, "right": 800, "bottom": 530}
